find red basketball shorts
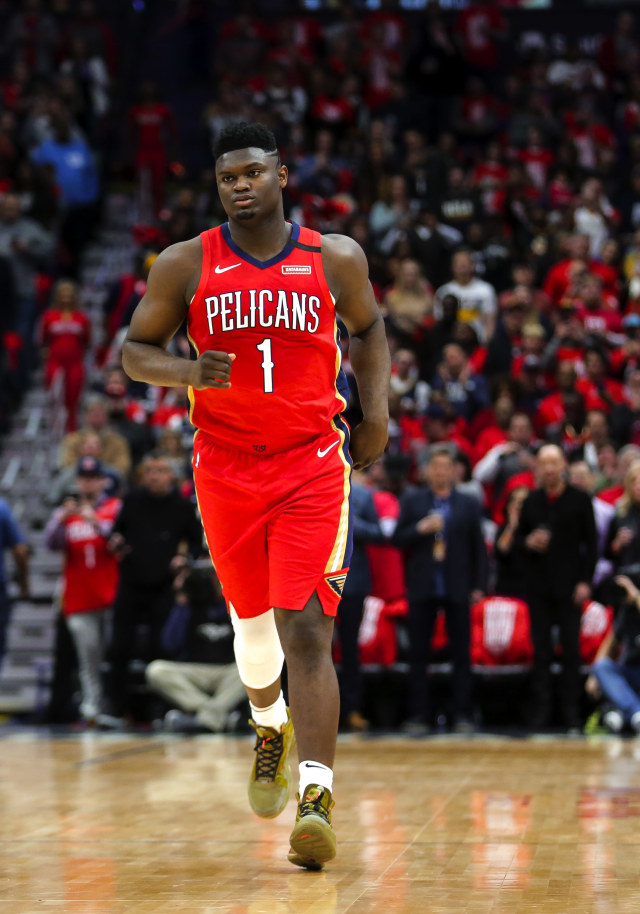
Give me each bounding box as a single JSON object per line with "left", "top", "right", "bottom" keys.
{"left": 192, "top": 417, "right": 353, "bottom": 620}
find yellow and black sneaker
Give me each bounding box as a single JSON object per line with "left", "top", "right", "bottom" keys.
{"left": 288, "top": 785, "right": 336, "bottom": 870}
{"left": 248, "top": 709, "right": 295, "bottom": 819}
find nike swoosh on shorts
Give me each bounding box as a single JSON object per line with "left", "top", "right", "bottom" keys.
{"left": 317, "top": 441, "right": 339, "bottom": 458}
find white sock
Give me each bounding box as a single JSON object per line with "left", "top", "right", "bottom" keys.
{"left": 250, "top": 692, "right": 288, "bottom": 731}
{"left": 299, "top": 760, "right": 333, "bottom": 796}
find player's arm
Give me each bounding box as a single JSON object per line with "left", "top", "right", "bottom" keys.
{"left": 122, "top": 241, "right": 234, "bottom": 391}
{"left": 323, "top": 234, "right": 391, "bottom": 470}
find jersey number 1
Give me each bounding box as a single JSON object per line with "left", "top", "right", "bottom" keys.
{"left": 256, "top": 338, "right": 274, "bottom": 393}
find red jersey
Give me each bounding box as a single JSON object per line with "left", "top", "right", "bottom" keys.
{"left": 54, "top": 498, "right": 121, "bottom": 614}
{"left": 128, "top": 102, "right": 175, "bottom": 153}
{"left": 470, "top": 597, "right": 534, "bottom": 667}
{"left": 187, "top": 223, "right": 349, "bottom": 455}
{"left": 454, "top": 5, "right": 506, "bottom": 69}
{"left": 367, "top": 490, "right": 405, "bottom": 601}
{"left": 575, "top": 305, "right": 623, "bottom": 336}
{"left": 41, "top": 309, "right": 91, "bottom": 363}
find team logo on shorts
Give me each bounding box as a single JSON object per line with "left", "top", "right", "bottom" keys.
{"left": 325, "top": 572, "right": 348, "bottom": 596}
{"left": 253, "top": 444, "right": 266, "bottom": 452}
{"left": 282, "top": 264, "right": 312, "bottom": 274}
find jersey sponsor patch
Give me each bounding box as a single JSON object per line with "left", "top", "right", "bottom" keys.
{"left": 282, "top": 264, "right": 312, "bottom": 274}
{"left": 325, "top": 571, "right": 348, "bottom": 596}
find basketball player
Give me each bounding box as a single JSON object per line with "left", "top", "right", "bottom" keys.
{"left": 122, "top": 122, "right": 390, "bottom": 869}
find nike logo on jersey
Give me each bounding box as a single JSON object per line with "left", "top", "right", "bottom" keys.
{"left": 214, "top": 263, "right": 242, "bottom": 273}
{"left": 317, "top": 440, "right": 339, "bottom": 458}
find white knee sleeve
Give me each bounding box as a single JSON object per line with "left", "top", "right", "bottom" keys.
{"left": 230, "top": 606, "right": 284, "bottom": 690}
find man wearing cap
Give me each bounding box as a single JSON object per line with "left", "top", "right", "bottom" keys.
{"left": 45, "top": 456, "right": 121, "bottom": 725}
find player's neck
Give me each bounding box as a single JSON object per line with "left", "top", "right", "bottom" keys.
{"left": 227, "top": 211, "right": 291, "bottom": 262}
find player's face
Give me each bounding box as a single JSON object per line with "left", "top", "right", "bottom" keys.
{"left": 215, "top": 148, "right": 287, "bottom": 223}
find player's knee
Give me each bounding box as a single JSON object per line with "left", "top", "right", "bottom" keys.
{"left": 231, "top": 607, "right": 284, "bottom": 688}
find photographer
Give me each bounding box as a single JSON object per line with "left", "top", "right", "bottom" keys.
{"left": 104, "top": 452, "right": 202, "bottom": 722}
{"left": 45, "top": 456, "right": 120, "bottom": 724}
{"left": 146, "top": 560, "right": 245, "bottom": 733}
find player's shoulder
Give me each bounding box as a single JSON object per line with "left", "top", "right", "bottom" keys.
{"left": 320, "top": 233, "right": 367, "bottom": 263}
{"left": 319, "top": 233, "right": 369, "bottom": 283}
{"left": 146, "top": 236, "right": 204, "bottom": 288}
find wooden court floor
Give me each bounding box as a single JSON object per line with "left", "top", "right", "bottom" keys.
{"left": 2, "top": 731, "right": 640, "bottom": 913}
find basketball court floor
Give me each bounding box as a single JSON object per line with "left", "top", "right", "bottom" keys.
{"left": 2, "top": 730, "right": 640, "bottom": 913}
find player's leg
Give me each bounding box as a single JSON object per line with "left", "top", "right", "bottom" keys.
{"left": 266, "top": 426, "right": 352, "bottom": 870}
{"left": 230, "top": 607, "right": 296, "bottom": 818}
{"left": 274, "top": 592, "right": 338, "bottom": 870}
{"left": 274, "top": 595, "right": 338, "bottom": 768}
{"left": 192, "top": 436, "right": 296, "bottom": 817}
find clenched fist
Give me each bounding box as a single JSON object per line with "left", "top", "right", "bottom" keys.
{"left": 189, "top": 350, "right": 236, "bottom": 390}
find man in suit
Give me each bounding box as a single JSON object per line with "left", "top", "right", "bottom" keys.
{"left": 337, "top": 472, "right": 384, "bottom": 732}
{"left": 393, "top": 444, "right": 488, "bottom": 733}
{"left": 516, "top": 444, "right": 597, "bottom": 730}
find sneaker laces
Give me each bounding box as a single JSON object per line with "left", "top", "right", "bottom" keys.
{"left": 298, "top": 786, "right": 333, "bottom": 822}
{"left": 251, "top": 726, "right": 284, "bottom": 781}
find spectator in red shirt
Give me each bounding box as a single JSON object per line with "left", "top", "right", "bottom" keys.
{"left": 367, "top": 454, "right": 408, "bottom": 605}
{"left": 499, "top": 263, "right": 551, "bottom": 314}
{"left": 360, "top": 0, "right": 408, "bottom": 54}
{"left": 576, "top": 347, "right": 625, "bottom": 414}
{"left": 452, "top": 77, "right": 501, "bottom": 146}
{"left": 40, "top": 279, "right": 91, "bottom": 432}
{"left": 127, "top": 81, "right": 177, "bottom": 216}
{"left": 473, "top": 140, "right": 509, "bottom": 190}
{"left": 564, "top": 104, "right": 615, "bottom": 173}
{"left": 308, "top": 70, "right": 355, "bottom": 140}
{"left": 517, "top": 127, "right": 554, "bottom": 191}
{"left": 45, "top": 456, "right": 121, "bottom": 725}
{"left": 454, "top": 1, "right": 507, "bottom": 72}
{"left": 535, "top": 362, "right": 588, "bottom": 440}
{"left": 358, "top": 20, "right": 403, "bottom": 111}
{"left": 544, "top": 233, "right": 618, "bottom": 306}
{"left": 574, "top": 275, "right": 622, "bottom": 343}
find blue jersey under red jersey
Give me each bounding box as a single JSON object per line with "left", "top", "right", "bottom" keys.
{"left": 186, "top": 222, "right": 349, "bottom": 455}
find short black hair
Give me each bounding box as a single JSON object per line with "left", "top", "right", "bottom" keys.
{"left": 213, "top": 122, "right": 280, "bottom": 163}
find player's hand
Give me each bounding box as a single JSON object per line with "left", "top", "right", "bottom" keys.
{"left": 349, "top": 418, "right": 388, "bottom": 470}
{"left": 189, "top": 350, "right": 236, "bottom": 390}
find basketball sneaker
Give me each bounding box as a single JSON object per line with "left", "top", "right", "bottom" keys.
{"left": 248, "top": 709, "right": 295, "bottom": 818}
{"left": 288, "top": 785, "right": 336, "bottom": 870}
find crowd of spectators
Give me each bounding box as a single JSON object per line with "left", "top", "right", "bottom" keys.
{"left": 6, "top": 1, "right": 640, "bottom": 734}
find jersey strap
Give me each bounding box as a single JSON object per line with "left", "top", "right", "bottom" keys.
{"left": 192, "top": 227, "right": 215, "bottom": 304}
{"left": 292, "top": 225, "right": 322, "bottom": 253}
{"left": 297, "top": 226, "right": 335, "bottom": 309}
